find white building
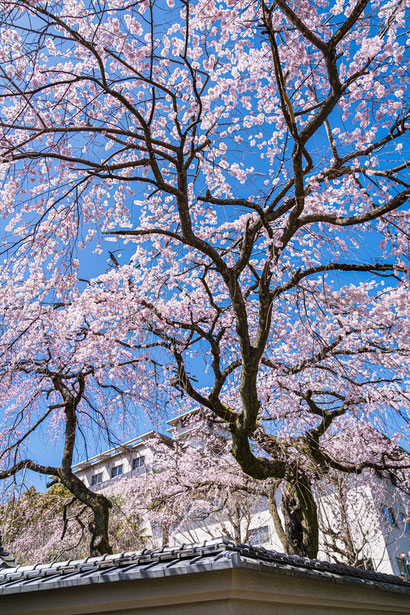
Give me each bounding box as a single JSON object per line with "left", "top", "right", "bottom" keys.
{"left": 73, "top": 410, "right": 410, "bottom": 579}
{"left": 73, "top": 430, "right": 172, "bottom": 491}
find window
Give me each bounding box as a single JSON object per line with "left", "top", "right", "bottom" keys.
{"left": 91, "top": 472, "right": 103, "bottom": 486}
{"left": 132, "top": 456, "right": 145, "bottom": 472}
{"left": 248, "top": 525, "right": 270, "bottom": 546}
{"left": 382, "top": 505, "right": 395, "bottom": 526}
{"left": 401, "top": 513, "right": 410, "bottom": 533}
{"left": 111, "top": 464, "right": 123, "bottom": 478}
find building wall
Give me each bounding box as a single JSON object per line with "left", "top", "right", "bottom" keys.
{"left": 316, "top": 477, "right": 410, "bottom": 576}
{"left": 74, "top": 440, "right": 156, "bottom": 491}
{"left": 1, "top": 568, "right": 409, "bottom": 615}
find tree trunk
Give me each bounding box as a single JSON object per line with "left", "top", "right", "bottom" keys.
{"left": 60, "top": 470, "right": 113, "bottom": 556}
{"left": 88, "top": 499, "right": 113, "bottom": 556}
{"left": 268, "top": 484, "right": 289, "bottom": 552}
{"left": 280, "top": 477, "right": 319, "bottom": 559}
{"left": 161, "top": 524, "right": 170, "bottom": 547}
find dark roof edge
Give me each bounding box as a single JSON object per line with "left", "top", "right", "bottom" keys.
{"left": 0, "top": 539, "right": 408, "bottom": 596}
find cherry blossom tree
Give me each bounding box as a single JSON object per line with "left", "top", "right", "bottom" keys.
{"left": 0, "top": 0, "right": 409, "bottom": 558}
{"left": 0, "top": 306, "right": 132, "bottom": 556}
{"left": 110, "top": 423, "right": 410, "bottom": 564}
{"left": 3, "top": 419, "right": 407, "bottom": 567}
{"left": 121, "top": 425, "right": 278, "bottom": 547}
{"left": 0, "top": 483, "right": 148, "bottom": 564}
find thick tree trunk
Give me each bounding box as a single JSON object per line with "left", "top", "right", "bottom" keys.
{"left": 88, "top": 499, "right": 113, "bottom": 556}
{"left": 60, "top": 470, "right": 113, "bottom": 556}
{"left": 231, "top": 428, "right": 319, "bottom": 558}
{"left": 280, "top": 477, "right": 319, "bottom": 559}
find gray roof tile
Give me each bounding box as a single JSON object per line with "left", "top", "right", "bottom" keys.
{"left": 0, "top": 538, "right": 408, "bottom": 596}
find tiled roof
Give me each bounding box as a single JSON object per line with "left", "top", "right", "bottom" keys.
{"left": 0, "top": 538, "right": 409, "bottom": 596}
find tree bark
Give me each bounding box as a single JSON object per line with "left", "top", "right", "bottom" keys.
{"left": 268, "top": 484, "right": 289, "bottom": 552}
{"left": 280, "top": 477, "right": 319, "bottom": 559}
{"left": 88, "top": 499, "right": 113, "bottom": 556}
{"left": 161, "top": 523, "right": 170, "bottom": 547}
{"left": 51, "top": 375, "right": 114, "bottom": 557}
{"left": 59, "top": 470, "right": 113, "bottom": 556}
